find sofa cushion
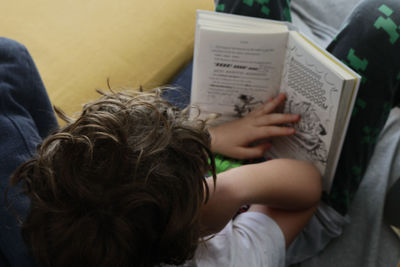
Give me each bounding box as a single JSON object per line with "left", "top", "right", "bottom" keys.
{"left": 2, "top": 0, "right": 214, "bottom": 115}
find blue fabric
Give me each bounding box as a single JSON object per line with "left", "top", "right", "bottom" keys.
{"left": 0, "top": 37, "right": 57, "bottom": 267}
{"left": 167, "top": 61, "right": 193, "bottom": 109}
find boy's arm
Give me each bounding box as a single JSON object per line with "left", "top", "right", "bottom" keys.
{"left": 248, "top": 204, "right": 317, "bottom": 247}
{"left": 202, "top": 93, "right": 321, "bottom": 246}
{"left": 200, "top": 159, "right": 321, "bottom": 247}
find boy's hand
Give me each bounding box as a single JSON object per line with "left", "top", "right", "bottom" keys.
{"left": 208, "top": 93, "right": 300, "bottom": 159}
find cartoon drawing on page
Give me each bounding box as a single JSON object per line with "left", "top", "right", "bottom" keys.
{"left": 285, "top": 98, "right": 328, "bottom": 163}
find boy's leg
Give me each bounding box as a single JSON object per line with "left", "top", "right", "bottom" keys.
{"left": 215, "top": 0, "right": 291, "bottom": 21}
{"left": 0, "top": 38, "right": 58, "bottom": 139}
{"left": 326, "top": 0, "right": 400, "bottom": 215}
{"left": 0, "top": 37, "right": 57, "bottom": 266}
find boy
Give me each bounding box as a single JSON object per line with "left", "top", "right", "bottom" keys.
{"left": 7, "top": 71, "right": 321, "bottom": 266}
{"left": 4, "top": 0, "right": 400, "bottom": 265}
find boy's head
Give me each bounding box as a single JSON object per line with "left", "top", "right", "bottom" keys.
{"left": 10, "top": 89, "right": 215, "bottom": 267}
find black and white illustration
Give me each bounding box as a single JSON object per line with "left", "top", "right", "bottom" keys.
{"left": 233, "top": 94, "right": 263, "bottom": 117}
{"left": 285, "top": 98, "right": 328, "bottom": 163}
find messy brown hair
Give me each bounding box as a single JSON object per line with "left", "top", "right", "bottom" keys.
{"left": 10, "top": 88, "right": 216, "bottom": 267}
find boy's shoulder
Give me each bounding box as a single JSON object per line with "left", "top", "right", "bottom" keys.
{"left": 175, "top": 211, "right": 285, "bottom": 267}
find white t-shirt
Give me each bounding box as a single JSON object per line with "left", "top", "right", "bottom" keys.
{"left": 182, "top": 211, "right": 286, "bottom": 267}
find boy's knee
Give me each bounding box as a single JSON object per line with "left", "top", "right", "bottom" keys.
{"left": 0, "top": 37, "right": 30, "bottom": 62}
{"left": 351, "top": 0, "right": 400, "bottom": 27}
{"left": 335, "top": 0, "right": 400, "bottom": 61}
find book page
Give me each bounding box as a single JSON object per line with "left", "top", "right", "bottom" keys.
{"left": 266, "top": 31, "right": 344, "bottom": 177}
{"left": 191, "top": 27, "right": 288, "bottom": 124}
{"left": 197, "top": 10, "right": 290, "bottom": 32}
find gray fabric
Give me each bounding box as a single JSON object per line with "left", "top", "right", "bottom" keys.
{"left": 286, "top": 202, "right": 350, "bottom": 265}
{"left": 299, "top": 108, "right": 400, "bottom": 267}
{"left": 291, "top": 0, "right": 362, "bottom": 47}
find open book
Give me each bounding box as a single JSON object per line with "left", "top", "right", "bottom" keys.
{"left": 190, "top": 10, "right": 360, "bottom": 192}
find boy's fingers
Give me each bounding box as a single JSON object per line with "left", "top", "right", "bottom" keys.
{"left": 255, "top": 113, "right": 300, "bottom": 126}
{"left": 261, "top": 93, "right": 286, "bottom": 114}
{"left": 257, "top": 125, "right": 295, "bottom": 138}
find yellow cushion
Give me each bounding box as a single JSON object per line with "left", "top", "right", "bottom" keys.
{"left": 2, "top": 0, "right": 214, "bottom": 115}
